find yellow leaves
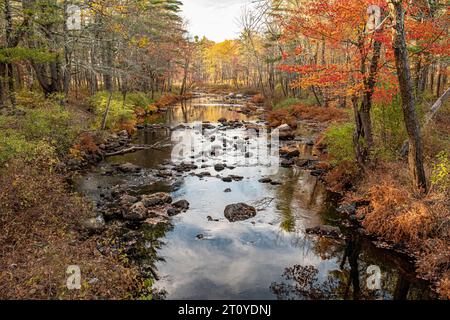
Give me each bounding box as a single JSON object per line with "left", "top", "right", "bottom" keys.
{"left": 346, "top": 83, "right": 365, "bottom": 97}
{"left": 129, "top": 36, "right": 150, "bottom": 49}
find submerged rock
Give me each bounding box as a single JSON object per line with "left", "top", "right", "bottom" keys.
{"left": 224, "top": 203, "right": 257, "bottom": 222}
{"left": 117, "top": 163, "right": 141, "bottom": 173}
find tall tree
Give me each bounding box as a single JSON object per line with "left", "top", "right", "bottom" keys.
{"left": 389, "top": 0, "right": 427, "bottom": 192}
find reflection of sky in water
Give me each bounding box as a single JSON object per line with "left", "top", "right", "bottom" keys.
{"left": 76, "top": 94, "right": 433, "bottom": 300}
{"left": 153, "top": 165, "right": 336, "bottom": 299}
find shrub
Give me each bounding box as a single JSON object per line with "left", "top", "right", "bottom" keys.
{"left": 323, "top": 122, "right": 355, "bottom": 165}
{"left": 22, "top": 105, "right": 76, "bottom": 155}
{"left": 324, "top": 160, "right": 359, "bottom": 193}
{"left": 251, "top": 93, "right": 265, "bottom": 104}
{"left": 0, "top": 130, "right": 55, "bottom": 164}
{"left": 291, "top": 105, "right": 348, "bottom": 122}
{"left": 371, "top": 96, "right": 407, "bottom": 159}
{"left": 431, "top": 151, "right": 450, "bottom": 194}
{"left": 0, "top": 96, "right": 77, "bottom": 164}
{"left": 89, "top": 91, "right": 136, "bottom": 130}
{"left": 267, "top": 109, "right": 298, "bottom": 129}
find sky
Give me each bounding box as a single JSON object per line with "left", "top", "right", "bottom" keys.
{"left": 182, "top": 0, "right": 253, "bottom": 42}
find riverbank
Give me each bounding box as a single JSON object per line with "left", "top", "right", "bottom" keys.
{"left": 268, "top": 99, "right": 449, "bottom": 299}
{"left": 0, "top": 90, "right": 189, "bottom": 299}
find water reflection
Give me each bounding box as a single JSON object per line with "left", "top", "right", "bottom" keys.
{"left": 271, "top": 232, "right": 433, "bottom": 300}
{"left": 76, "top": 94, "right": 432, "bottom": 300}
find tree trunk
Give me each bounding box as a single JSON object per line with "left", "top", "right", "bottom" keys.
{"left": 389, "top": 0, "right": 427, "bottom": 192}
{"left": 101, "top": 91, "right": 113, "bottom": 130}
{"left": 353, "top": 30, "right": 382, "bottom": 167}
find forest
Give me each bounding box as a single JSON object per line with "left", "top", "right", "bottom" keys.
{"left": 0, "top": 0, "right": 449, "bottom": 300}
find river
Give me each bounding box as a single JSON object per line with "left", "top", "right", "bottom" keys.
{"left": 76, "top": 93, "right": 432, "bottom": 300}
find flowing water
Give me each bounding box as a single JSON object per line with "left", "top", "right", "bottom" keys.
{"left": 76, "top": 93, "right": 433, "bottom": 300}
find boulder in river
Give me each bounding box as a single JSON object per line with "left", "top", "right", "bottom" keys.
{"left": 141, "top": 193, "right": 172, "bottom": 208}
{"left": 218, "top": 117, "right": 227, "bottom": 123}
{"left": 280, "top": 146, "right": 300, "bottom": 158}
{"left": 173, "top": 199, "right": 190, "bottom": 211}
{"left": 224, "top": 203, "right": 257, "bottom": 222}
{"left": 276, "top": 124, "right": 295, "bottom": 141}
{"left": 214, "top": 163, "right": 226, "bottom": 171}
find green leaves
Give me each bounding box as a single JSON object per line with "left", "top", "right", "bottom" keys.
{"left": 0, "top": 47, "right": 56, "bottom": 63}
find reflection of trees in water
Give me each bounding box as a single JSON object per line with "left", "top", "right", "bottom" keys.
{"left": 168, "top": 97, "right": 251, "bottom": 124}
{"left": 275, "top": 170, "right": 296, "bottom": 232}
{"left": 270, "top": 232, "right": 424, "bottom": 300}
{"left": 274, "top": 170, "right": 327, "bottom": 233}
{"left": 270, "top": 265, "right": 338, "bottom": 300}
{"left": 112, "top": 222, "right": 174, "bottom": 299}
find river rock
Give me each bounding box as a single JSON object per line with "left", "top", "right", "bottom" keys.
{"left": 280, "top": 146, "right": 300, "bottom": 158}
{"left": 173, "top": 200, "right": 190, "bottom": 211}
{"left": 337, "top": 204, "right": 357, "bottom": 216}
{"left": 224, "top": 203, "right": 257, "bottom": 222}
{"left": 80, "top": 216, "right": 105, "bottom": 235}
{"left": 214, "top": 163, "right": 226, "bottom": 171}
{"left": 281, "top": 158, "right": 294, "bottom": 167}
{"left": 276, "top": 124, "right": 295, "bottom": 141}
{"left": 306, "top": 225, "right": 343, "bottom": 239}
{"left": 123, "top": 202, "right": 149, "bottom": 221}
{"left": 258, "top": 177, "right": 272, "bottom": 184}
{"left": 167, "top": 208, "right": 181, "bottom": 217}
{"left": 117, "top": 163, "right": 141, "bottom": 173}
{"left": 119, "top": 194, "right": 139, "bottom": 207}
{"left": 218, "top": 117, "right": 227, "bottom": 123}
{"left": 141, "top": 193, "right": 172, "bottom": 208}
{"left": 175, "top": 162, "right": 198, "bottom": 172}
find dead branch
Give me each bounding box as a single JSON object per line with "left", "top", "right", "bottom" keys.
{"left": 105, "top": 141, "right": 171, "bottom": 157}
{"left": 401, "top": 87, "right": 450, "bottom": 157}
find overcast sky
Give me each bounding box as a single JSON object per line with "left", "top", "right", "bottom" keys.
{"left": 182, "top": 0, "right": 253, "bottom": 42}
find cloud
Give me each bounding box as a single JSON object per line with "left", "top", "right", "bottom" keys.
{"left": 182, "top": 0, "right": 252, "bottom": 42}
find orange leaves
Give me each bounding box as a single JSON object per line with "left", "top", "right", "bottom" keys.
{"left": 279, "top": 64, "right": 349, "bottom": 90}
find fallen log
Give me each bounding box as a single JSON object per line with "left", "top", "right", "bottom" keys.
{"left": 105, "top": 141, "right": 171, "bottom": 157}
{"left": 400, "top": 87, "right": 450, "bottom": 157}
